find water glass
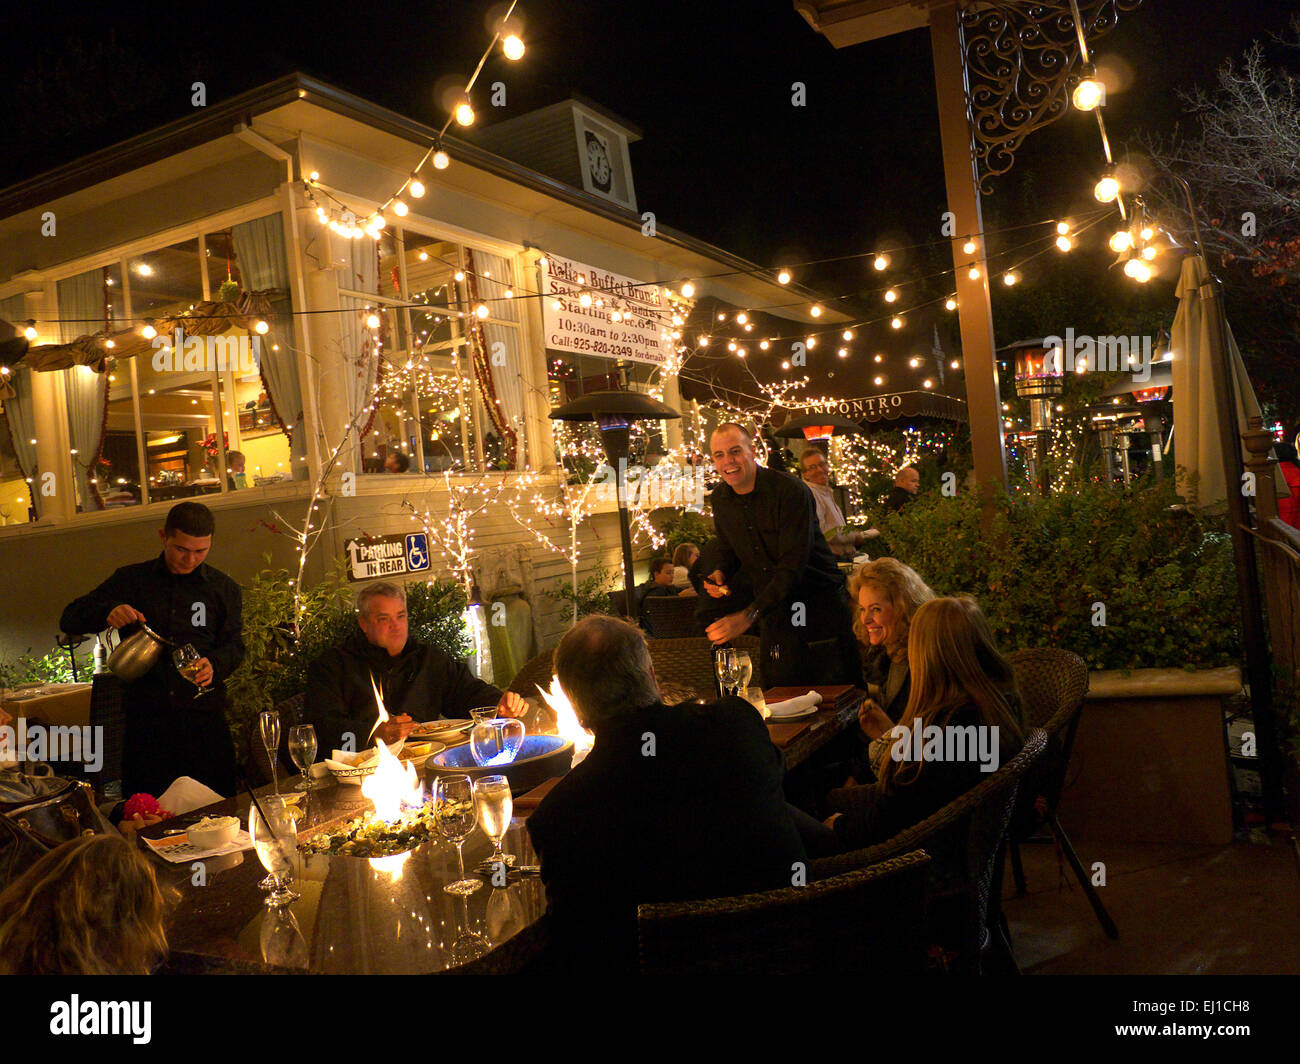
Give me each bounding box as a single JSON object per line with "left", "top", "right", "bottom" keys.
{"left": 249, "top": 796, "right": 300, "bottom": 908}
{"left": 434, "top": 774, "right": 482, "bottom": 895}
{"left": 288, "top": 723, "right": 317, "bottom": 792}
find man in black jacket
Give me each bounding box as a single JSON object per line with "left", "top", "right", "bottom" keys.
{"left": 59, "top": 502, "right": 244, "bottom": 797}
{"left": 303, "top": 582, "right": 524, "bottom": 755}
{"left": 700, "top": 423, "right": 861, "bottom": 686}
{"left": 526, "top": 615, "right": 806, "bottom": 971}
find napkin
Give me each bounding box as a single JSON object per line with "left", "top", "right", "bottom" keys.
{"left": 324, "top": 747, "right": 384, "bottom": 771}
{"left": 766, "top": 691, "right": 823, "bottom": 718}
{"left": 157, "top": 776, "right": 225, "bottom": 815}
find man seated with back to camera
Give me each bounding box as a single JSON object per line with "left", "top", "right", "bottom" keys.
{"left": 526, "top": 615, "right": 807, "bottom": 972}
{"left": 304, "top": 582, "right": 524, "bottom": 756}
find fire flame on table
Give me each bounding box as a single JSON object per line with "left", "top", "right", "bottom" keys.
{"left": 363, "top": 673, "right": 424, "bottom": 827}
{"left": 539, "top": 676, "right": 594, "bottom": 766}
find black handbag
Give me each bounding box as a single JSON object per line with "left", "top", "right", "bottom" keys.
{"left": 0, "top": 766, "right": 115, "bottom": 891}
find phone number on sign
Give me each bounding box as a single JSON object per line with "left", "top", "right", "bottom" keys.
{"left": 550, "top": 335, "right": 639, "bottom": 358}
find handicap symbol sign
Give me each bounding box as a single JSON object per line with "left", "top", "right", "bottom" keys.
{"left": 405, "top": 533, "right": 430, "bottom": 572}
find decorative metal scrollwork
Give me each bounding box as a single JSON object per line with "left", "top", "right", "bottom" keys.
{"left": 960, "top": 0, "right": 1144, "bottom": 194}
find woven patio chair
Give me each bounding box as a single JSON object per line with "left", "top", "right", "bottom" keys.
{"left": 809, "top": 729, "right": 1047, "bottom": 974}
{"left": 644, "top": 635, "right": 764, "bottom": 698}
{"left": 87, "top": 672, "right": 126, "bottom": 797}
{"left": 507, "top": 648, "right": 557, "bottom": 698}
{"left": 643, "top": 594, "right": 702, "bottom": 638}
{"left": 1005, "top": 648, "right": 1118, "bottom": 940}
{"left": 246, "top": 693, "right": 305, "bottom": 785}
{"left": 637, "top": 849, "right": 931, "bottom": 975}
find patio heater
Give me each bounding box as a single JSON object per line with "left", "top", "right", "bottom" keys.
{"left": 549, "top": 390, "right": 681, "bottom": 619}
{"left": 1008, "top": 339, "right": 1064, "bottom": 495}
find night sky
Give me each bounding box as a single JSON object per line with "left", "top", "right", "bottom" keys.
{"left": 4, "top": 0, "right": 1297, "bottom": 305}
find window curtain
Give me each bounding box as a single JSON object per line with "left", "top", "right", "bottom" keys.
{"left": 57, "top": 272, "right": 110, "bottom": 509}
{"left": 1, "top": 365, "right": 40, "bottom": 518}
{"left": 336, "top": 239, "right": 381, "bottom": 437}
{"left": 464, "top": 249, "right": 522, "bottom": 468}
{"left": 231, "top": 214, "right": 308, "bottom": 479}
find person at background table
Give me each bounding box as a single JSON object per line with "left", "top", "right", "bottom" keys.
{"left": 700, "top": 423, "right": 860, "bottom": 686}
{"left": 59, "top": 502, "right": 243, "bottom": 798}
{"left": 0, "top": 834, "right": 171, "bottom": 974}
{"left": 224, "top": 449, "right": 246, "bottom": 491}
{"left": 834, "top": 558, "right": 936, "bottom": 790}
{"left": 384, "top": 450, "right": 410, "bottom": 474}
{"left": 303, "top": 581, "right": 524, "bottom": 756}
{"left": 885, "top": 465, "right": 921, "bottom": 513}
{"left": 526, "top": 615, "right": 806, "bottom": 972}
{"left": 671, "top": 542, "right": 699, "bottom": 591}
{"left": 822, "top": 596, "right": 1023, "bottom": 852}
{"left": 799, "top": 447, "right": 881, "bottom": 559}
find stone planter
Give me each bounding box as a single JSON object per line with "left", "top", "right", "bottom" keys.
{"left": 1058, "top": 666, "right": 1242, "bottom": 845}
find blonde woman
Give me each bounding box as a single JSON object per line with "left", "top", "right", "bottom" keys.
{"left": 0, "top": 834, "right": 171, "bottom": 974}
{"left": 842, "top": 558, "right": 935, "bottom": 785}
{"left": 826, "top": 596, "right": 1024, "bottom": 850}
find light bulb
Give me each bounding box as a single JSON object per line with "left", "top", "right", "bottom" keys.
{"left": 141, "top": 323, "right": 157, "bottom": 339}
{"left": 777, "top": 269, "right": 791, "bottom": 285}
{"left": 1109, "top": 230, "right": 1133, "bottom": 253}
{"left": 1140, "top": 227, "right": 1155, "bottom": 241}
{"left": 923, "top": 379, "right": 933, "bottom": 389}
{"left": 962, "top": 239, "right": 977, "bottom": 255}
{"left": 968, "top": 266, "right": 980, "bottom": 279}
{"left": 409, "top": 178, "right": 425, "bottom": 198}
{"left": 873, "top": 354, "right": 883, "bottom": 363}
{"left": 681, "top": 282, "right": 695, "bottom": 298}
{"left": 950, "top": 360, "right": 960, "bottom": 370}
{"left": 366, "top": 314, "right": 380, "bottom": 329}
{"left": 809, "top": 305, "right": 823, "bottom": 317}
{"left": 23, "top": 324, "right": 37, "bottom": 340}
{"left": 945, "top": 297, "right": 957, "bottom": 311}
{"left": 475, "top": 304, "right": 490, "bottom": 320}
{"left": 806, "top": 336, "right": 816, "bottom": 349}
{"left": 393, "top": 200, "right": 408, "bottom": 217}
{"left": 255, "top": 319, "right": 269, "bottom": 334}
{"left": 698, "top": 335, "right": 709, "bottom": 346}
{"left": 455, "top": 102, "right": 475, "bottom": 127}
{"left": 759, "top": 340, "right": 769, "bottom": 350}
{"left": 1056, "top": 221, "right": 1070, "bottom": 235}
{"left": 884, "top": 289, "right": 897, "bottom": 303}
{"left": 909, "top": 356, "right": 920, "bottom": 368}
{"left": 579, "top": 292, "right": 593, "bottom": 307}
{"left": 1055, "top": 235, "right": 1073, "bottom": 252}
{"left": 736, "top": 312, "right": 748, "bottom": 324}
{"left": 874, "top": 376, "right": 884, "bottom": 386}
{"left": 873, "top": 254, "right": 889, "bottom": 271}
{"left": 1094, "top": 175, "right": 1120, "bottom": 203}
{"left": 1003, "top": 272, "right": 1018, "bottom": 286}
{"left": 842, "top": 329, "right": 854, "bottom": 341}
{"left": 1072, "top": 77, "right": 1105, "bottom": 112}
{"left": 837, "top": 348, "right": 848, "bottom": 358}
{"left": 1142, "top": 245, "right": 1157, "bottom": 260}
{"left": 891, "top": 316, "right": 903, "bottom": 329}
{"left": 454, "top": 270, "right": 465, "bottom": 282}
{"left": 433, "top": 150, "right": 450, "bottom": 171}
{"left": 502, "top": 34, "right": 525, "bottom": 60}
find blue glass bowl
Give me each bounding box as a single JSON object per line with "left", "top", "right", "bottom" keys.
{"left": 425, "top": 734, "right": 574, "bottom": 795}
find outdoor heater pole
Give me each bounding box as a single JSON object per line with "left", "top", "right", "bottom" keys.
{"left": 930, "top": 1, "right": 1009, "bottom": 497}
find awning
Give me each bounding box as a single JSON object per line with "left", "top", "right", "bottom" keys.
{"left": 796, "top": 389, "right": 968, "bottom": 426}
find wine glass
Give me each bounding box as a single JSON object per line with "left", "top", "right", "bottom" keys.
{"left": 735, "top": 649, "right": 754, "bottom": 696}
{"left": 288, "top": 724, "right": 317, "bottom": 792}
{"left": 260, "top": 710, "right": 281, "bottom": 796}
{"left": 717, "top": 649, "right": 741, "bottom": 697}
{"left": 249, "top": 796, "right": 300, "bottom": 908}
{"left": 172, "top": 643, "right": 213, "bottom": 699}
{"left": 473, "top": 774, "right": 513, "bottom": 871}
{"left": 259, "top": 906, "right": 309, "bottom": 968}
{"left": 434, "top": 774, "right": 482, "bottom": 895}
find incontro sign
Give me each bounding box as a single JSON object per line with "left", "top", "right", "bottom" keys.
{"left": 344, "top": 533, "right": 431, "bottom": 581}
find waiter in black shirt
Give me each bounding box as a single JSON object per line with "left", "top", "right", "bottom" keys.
{"left": 60, "top": 502, "right": 244, "bottom": 797}
{"left": 701, "top": 423, "right": 860, "bottom": 686}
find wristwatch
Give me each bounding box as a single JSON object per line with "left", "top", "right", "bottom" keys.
{"left": 744, "top": 605, "right": 761, "bottom": 625}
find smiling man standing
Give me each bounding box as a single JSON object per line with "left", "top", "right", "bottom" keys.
{"left": 60, "top": 502, "right": 244, "bottom": 797}
{"left": 702, "top": 424, "right": 860, "bottom": 686}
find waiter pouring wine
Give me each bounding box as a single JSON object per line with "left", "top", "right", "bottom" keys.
{"left": 61, "top": 502, "right": 244, "bottom": 797}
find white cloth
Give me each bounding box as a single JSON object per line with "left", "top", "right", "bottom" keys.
{"left": 766, "top": 691, "right": 823, "bottom": 718}
{"left": 157, "top": 776, "right": 225, "bottom": 815}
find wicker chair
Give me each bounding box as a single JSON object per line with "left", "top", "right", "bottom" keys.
{"left": 644, "top": 635, "right": 765, "bottom": 698}
{"left": 810, "top": 729, "right": 1047, "bottom": 974}
{"left": 87, "top": 672, "right": 127, "bottom": 797}
{"left": 637, "top": 850, "right": 931, "bottom": 975}
{"left": 246, "top": 693, "right": 305, "bottom": 785}
{"left": 1005, "top": 648, "right": 1118, "bottom": 940}
{"left": 507, "top": 648, "right": 556, "bottom": 698}
{"left": 643, "top": 594, "right": 703, "bottom": 638}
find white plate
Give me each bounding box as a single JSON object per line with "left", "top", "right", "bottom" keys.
{"left": 410, "top": 719, "right": 474, "bottom": 739}
{"left": 767, "top": 704, "right": 820, "bottom": 721}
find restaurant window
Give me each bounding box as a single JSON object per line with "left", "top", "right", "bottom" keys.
{"left": 547, "top": 354, "right": 665, "bottom": 473}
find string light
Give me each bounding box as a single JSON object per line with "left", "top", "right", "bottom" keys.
{"left": 873, "top": 254, "right": 889, "bottom": 271}
{"left": 777, "top": 269, "right": 791, "bottom": 285}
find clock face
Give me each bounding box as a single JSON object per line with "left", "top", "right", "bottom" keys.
{"left": 584, "top": 130, "right": 613, "bottom": 192}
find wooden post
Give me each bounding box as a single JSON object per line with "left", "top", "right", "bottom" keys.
{"left": 929, "top": 1, "right": 1008, "bottom": 494}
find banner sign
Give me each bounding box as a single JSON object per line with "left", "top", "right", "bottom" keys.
{"left": 541, "top": 254, "right": 669, "bottom": 366}
{"left": 345, "top": 533, "right": 431, "bottom": 581}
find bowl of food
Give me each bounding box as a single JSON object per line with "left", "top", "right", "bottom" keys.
{"left": 397, "top": 740, "right": 444, "bottom": 771}
{"left": 329, "top": 761, "right": 378, "bottom": 786}
{"left": 185, "top": 815, "right": 240, "bottom": 849}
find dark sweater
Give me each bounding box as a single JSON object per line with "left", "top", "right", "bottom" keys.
{"left": 526, "top": 697, "right": 807, "bottom": 971}
{"left": 303, "top": 630, "right": 502, "bottom": 755}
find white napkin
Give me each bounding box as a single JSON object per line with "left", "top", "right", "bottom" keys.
{"left": 766, "top": 691, "right": 823, "bottom": 719}
{"left": 324, "top": 747, "right": 384, "bottom": 771}
{"left": 157, "top": 776, "right": 225, "bottom": 815}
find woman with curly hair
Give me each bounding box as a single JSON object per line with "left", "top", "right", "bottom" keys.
{"left": 841, "top": 558, "right": 935, "bottom": 785}
{"left": 0, "top": 834, "right": 171, "bottom": 974}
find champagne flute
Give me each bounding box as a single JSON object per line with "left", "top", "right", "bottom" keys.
{"left": 260, "top": 710, "right": 281, "bottom": 796}
{"left": 249, "top": 796, "right": 300, "bottom": 908}
{"left": 434, "top": 774, "right": 482, "bottom": 895}
{"left": 288, "top": 724, "right": 317, "bottom": 792}
{"left": 473, "top": 774, "right": 513, "bottom": 870}
{"left": 172, "top": 643, "right": 213, "bottom": 699}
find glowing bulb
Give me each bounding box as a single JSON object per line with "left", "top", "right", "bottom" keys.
{"left": 781, "top": 360, "right": 790, "bottom": 370}
{"left": 736, "top": 312, "right": 748, "bottom": 324}
{"left": 908, "top": 357, "right": 920, "bottom": 368}
{"left": 454, "top": 270, "right": 465, "bottom": 282}
{"left": 809, "top": 305, "right": 823, "bottom": 317}
{"left": 1140, "top": 227, "right": 1154, "bottom": 241}
{"left": 759, "top": 340, "right": 769, "bottom": 350}
{"left": 842, "top": 330, "right": 854, "bottom": 341}
{"left": 923, "top": 379, "right": 933, "bottom": 388}
{"left": 681, "top": 282, "right": 695, "bottom": 298}
{"left": 884, "top": 289, "right": 897, "bottom": 303}
{"left": 806, "top": 337, "right": 816, "bottom": 349}
{"left": 873, "top": 354, "right": 883, "bottom": 363}
{"left": 1072, "top": 77, "right": 1105, "bottom": 111}
{"left": 837, "top": 348, "right": 848, "bottom": 358}
{"left": 455, "top": 102, "right": 475, "bottom": 127}
{"left": 418, "top": 250, "right": 429, "bottom": 261}
{"left": 873, "top": 376, "right": 884, "bottom": 386}
{"left": 950, "top": 360, "right": 960, "bottom": 370}
{"left": 23, "top": 324, "right": 37, "bottom": 340}
{"left": 944, "top": 297, "right": 957, "bottom": 311}
{"left": 1055, "top": 235, "right": 1073, "bottom": 252}
{"left": 308, "top": 171, "right": 320, "bottom": 182}
{"left": 579, "top": 292, "right": 593, "bottom": 307}
{"left": 962, "top": 240, "right": 976, "bottom": 255}
{"left": 475, "top": 304, "right": 490, "bottom": 319}
{"left": 502, "top": 34, "right": 525, "bottom": 60}
{"left": 409, "top": 178, "right": 425, "bottom": 198}
{"left": 141, "top": 323, "right": 157, "bottom": 339}
{"left": 1003, "top": 272, "right": 1018, "bottom": 286}
{"left": 1057, "top": 221, "right": 1071, "bottom": 235}
{"left": 393, "top": 200, "right": 408, "bottom": 217}
{"left": 727, "top": 341, "right": 737, "bottom": 352}
{"left": 777, "top": 269, "right": 791, "bottom": 285}
{"left": 1094, "top": 175, "right": 1120, "bottom": 203}
{"left": 366, "top": 314, "right": 381, "bottom": 329}
{"left": 890, "top": 316, "right": 903, "bottom": 329}
{"left": 136, "top": 262, "right": 153, "bottom": 277}
{"left": 551, "top": 299, "right": 562, "bottom": 310}
{"left": 698, "top": 335, "right": 710, "bottom": 346}
{"left": 254, "top": 319, "right": 269, "bottom": 334}
{"left": 873, "top": 254, "right": 889, "bottom": 271}
{"left": 1109, "top": 230, "right": 1133, "bottom": 253}
{"left": 968, "top": 267, "right": 980, "bottom": 279}
{"left": 433, "top": 150, "right": 450, "bottom": 171}
{"left": 1142, "top": 245, "right": 1157, "bottom": 261}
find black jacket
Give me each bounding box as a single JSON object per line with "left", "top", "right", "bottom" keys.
{"left": 526, "top": 697, "right": 807, "bottom": 971}
{"left": 303, "top": 630, "right": 502, "bottom": 755}
{"left": 59, "top": 553, "right": 244, "bottom": 796}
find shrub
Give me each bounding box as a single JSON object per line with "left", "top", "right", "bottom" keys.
{"left": 658, "top": 509, "right": 713, "bottom": 557}
{"left": 0, "top": 646, "right": 95, "bottom": 689}
{"left": 879, "top": 481, "right": 1239, "bottom": 671}
{"left": 542, "top": 560, "right": 617, "bottom": 623}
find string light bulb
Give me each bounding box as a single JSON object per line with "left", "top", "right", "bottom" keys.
{"left": 890, "top": 316, "right": 903, "bottom": 329}
{"left": 873, "top": 254, "right": 889, "bottom": 271}
{"left": 254, "top": 319, "right": 269, "bottom": 334}
{"left": 884, "top": 289, "right": 898, "bottom": 303}
{"left": 1094, "top": 173, "right": 1120, "bottom": 203}
{"left": 1003, "top": 271, "right": 1018, "bottom": 286}
{"left": 777, "top": 269, "right": 791, "bottom": 285}
{"left": 680, "top": 282, "right": 695, "bottom": 298}
{"left": 945, "top": 297, "right": 957, "bottom": 311}
{"left": 474, "top": 304, "right": 490, "bottom": 320}
{"left": 393, "top": 200, "right": 408, "bottom": 217}
{"left": 409, "top": 177, "right": 426, "bottom": 198}
{"left": 809, "top": 305, "right": 823, "bottom": 318}
{"left": 1109, "top": 230, "right": 1133, "bottom": 253}
{"left": 502, "top": 34, "right": 525, "bottom": 60}
{"left": 1055, "top": 235, "right": 1073, "bottom": 252}
{"left": 1141, "top": 245, "right": 1157, "bottom": 261}
{"left": 455, "top": 102, "right": 475, "bottom": 127}
{"left": 962, "top": 239, "right": 977, "bottom": 255}
{"left": 23, "top": 322, "right": 37, "bottom": 340}
{"left": 1056, "top": 221, "right": 1070, "bottom": 235}
{"left": 433, "top": 150, "right": 450, "bottom": 170}
{"left": 141, "top": 322, "right": 157, "bottom": 339}
{"left": 1072, "top": 65, "right": 1106, "bottom": 111}
{"left": 842, "top": 329, "right": 854, "bottom": 341}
